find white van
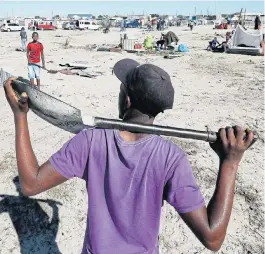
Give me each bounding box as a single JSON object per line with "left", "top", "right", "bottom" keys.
{"left": 1, "top": 23, "right": 23, "bottom": 32}
{"left": 76, "top": 20, "right": 101, "bottom": 31}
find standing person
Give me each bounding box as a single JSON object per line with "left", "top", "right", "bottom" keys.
{"left": 122, "top": 19, "right": 127, "bottom": 32}
{"left": 120, "top": 19, "right": 125, "bottom": 32}
{"left": 157, "top": 19, "right": 161, "bottom": 31}
{"left": 33, "top": 21, "right": 38, "bottom": 31}
{"left": 190, "top": 20, "right": 194, "bottom": 31}
{"left": 120, "top": 19, "right": 124, "bottom": 32}
{"left": 161, "top": 19, "right": 165, "bottom": 31}
{"left": 147, "top": 20, "right": 152, "bottom": 31}
{"left": 139, "top": 19, "right": 143, "bottom": 28}
{"left": 26, "top": 32, "right": 45, "bottom": 90}
{"left": 254, "top": 15, "right": 261, "bottom": 30}
{"left": 4, "top": 59, "right": 254, "bottom": 254}
{"left": 152, "top": 18, "right": 156, "bottom": 31}
{"left": 20, "top": 27, "right": 27, "bottom": 52}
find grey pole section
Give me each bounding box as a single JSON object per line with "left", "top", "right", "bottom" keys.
{"left": 93, "top": 117, "right": 217, "bottom": 142}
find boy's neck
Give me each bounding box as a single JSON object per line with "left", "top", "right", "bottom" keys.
{"left": 123, "top": 109, "right": 154, "bottom": 124}
{"left": 119, "top": 109, "right": 155, "bottom": 142}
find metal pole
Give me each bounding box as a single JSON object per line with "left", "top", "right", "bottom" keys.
{"left": 215, "top": 0, "right": 217, "bottom": 18}
{"left": 94, "top": 117, "right": 216, "bottom": 142}
{"left": 93, "top": 117, "right": 258, "bottom": 147}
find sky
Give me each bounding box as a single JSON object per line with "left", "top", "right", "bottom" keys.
{"left": 0, "top": 1, "right": 264, "bottom": 18}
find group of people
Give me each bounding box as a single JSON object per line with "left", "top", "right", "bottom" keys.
{"left": 156, "top": 19, "right": 166, "bottom": 31}
{"left": 145, "top": 19, "right": 167, "bottom": 32}
{"left": 143, "top": 31, "right": 180, "bottom": 51}
{"left": 207, "top": 32, "right": 232, "bottom": 52}
{"left": 19, "top": 28, "right": 45, "bottom": 89}
{"left": 208, "top": 16, "right": 264, "bottom": 53}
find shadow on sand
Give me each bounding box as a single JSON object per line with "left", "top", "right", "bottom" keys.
{"left": 0, "top": 176, "right": 62, "bottom": 254}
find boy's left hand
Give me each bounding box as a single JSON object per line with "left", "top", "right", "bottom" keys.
{"left": 4, "top": 77, "right": 29, "bottom": 116}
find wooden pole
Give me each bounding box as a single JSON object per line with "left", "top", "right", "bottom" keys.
{"left": 243, "top": 8, "right": 246, "bottom": 26}
{"left": 238, "top": 8, "right": 243, "bottom": 25}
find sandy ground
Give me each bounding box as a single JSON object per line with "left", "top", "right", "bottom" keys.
{"left": 0, "top": 26, "right": 264, "bottom": 254}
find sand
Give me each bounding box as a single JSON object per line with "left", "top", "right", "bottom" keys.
{"left": 0, "top": 26, "right": 264, "bottom": 254}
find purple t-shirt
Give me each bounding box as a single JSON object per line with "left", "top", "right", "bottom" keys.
{"left": 49, "top": 129, "right": 205, "bottom": 254}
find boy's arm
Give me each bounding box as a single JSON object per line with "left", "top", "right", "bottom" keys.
{"left": 4, "top": 77, "right": 91, "bottom": 196}
{"left": 4, "top": 78, "right": 67, "bottom": 196}
{"left": 179, "top": 128, "right": 254, "bottom": 251}
{"left": 26, "top": 49, "right": 30, "bottom": 63}
{"left": 179, "top": 160, "right": 237, "bottom": 251}
{"left": 14, "top": 113, "right": 67, "bottom": 196}
{"left": 26, "top": 43, "right": 31, "bottom": 63}
{"left": 41, "top": 49, "right": 45, "bottom": 69}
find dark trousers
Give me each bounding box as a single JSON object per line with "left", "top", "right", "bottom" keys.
{"left": 157, "top": 40, "right": 165, "bottom": 48}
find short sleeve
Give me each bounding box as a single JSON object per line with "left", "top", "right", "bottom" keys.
{"left": 27, "top": 43, "right": 31, "bottom": 50}
{"left": 49, "top": 130, "right": 92, "bottom": 179}
{"left": 164, "top": 154, "right": 205, "bottom": 213}
{"left": 40, "top": 43, "right": 43, "bottom": 50}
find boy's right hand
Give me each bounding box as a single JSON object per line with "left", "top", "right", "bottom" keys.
{"left": 210, "top": 126, "right": 254, "bottom": 166}
{"left": 4, "top": 78, "right": 29, "bottom": 116}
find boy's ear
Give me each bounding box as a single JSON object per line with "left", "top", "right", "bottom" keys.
{"left": 127, "top": 96, "right": 131, "bottom": 108}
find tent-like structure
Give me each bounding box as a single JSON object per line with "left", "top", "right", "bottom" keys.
{"left": 227, "top": 25, "right": 263, "bottom": 55}
{"left": 165, "top": 31, "right": 179, "bottom": 46}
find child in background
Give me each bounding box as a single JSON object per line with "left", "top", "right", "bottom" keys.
{"left": 207, "top": 37, "right": 219, "bottom": 51}
{"left": 27, "top": 32, "right": 45, "bottom": 89}
{"left": 20, "top": 27, "right": 27, "bottom": 52}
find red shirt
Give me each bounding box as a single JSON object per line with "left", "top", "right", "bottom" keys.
{"left": 27, "top": 42, "right": 43, "bottom": 63}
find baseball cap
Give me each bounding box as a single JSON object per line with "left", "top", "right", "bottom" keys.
{"left": 113, "top": 59, "right": 174, "bottom": 117}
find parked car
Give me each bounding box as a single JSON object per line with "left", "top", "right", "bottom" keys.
{"left": 88, "top": 23, "right": 102, "bottom": 31}
{"left": 28, "top": 22, "right": 57, "bottom": 31}
{"left": 1, "top": 23, "right": 23, "bottom": 32}
{"left": 76, "top": 20, "right": 102, "bottom": 31}
{"left": 62, "top": 22, "right": 76, "bottom": 30}
{"left": 37, "top": 22, "right": 57, "bottom": 30}
{"left": 125, "top": 20, "right": 140, "bottom": 28}
{"left": 28, "top": 21, "right": 56, "bottom": 31}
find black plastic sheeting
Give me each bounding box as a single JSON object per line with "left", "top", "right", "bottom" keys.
{"left": 165, "top": 31, "right": 179, "bottom": 45}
